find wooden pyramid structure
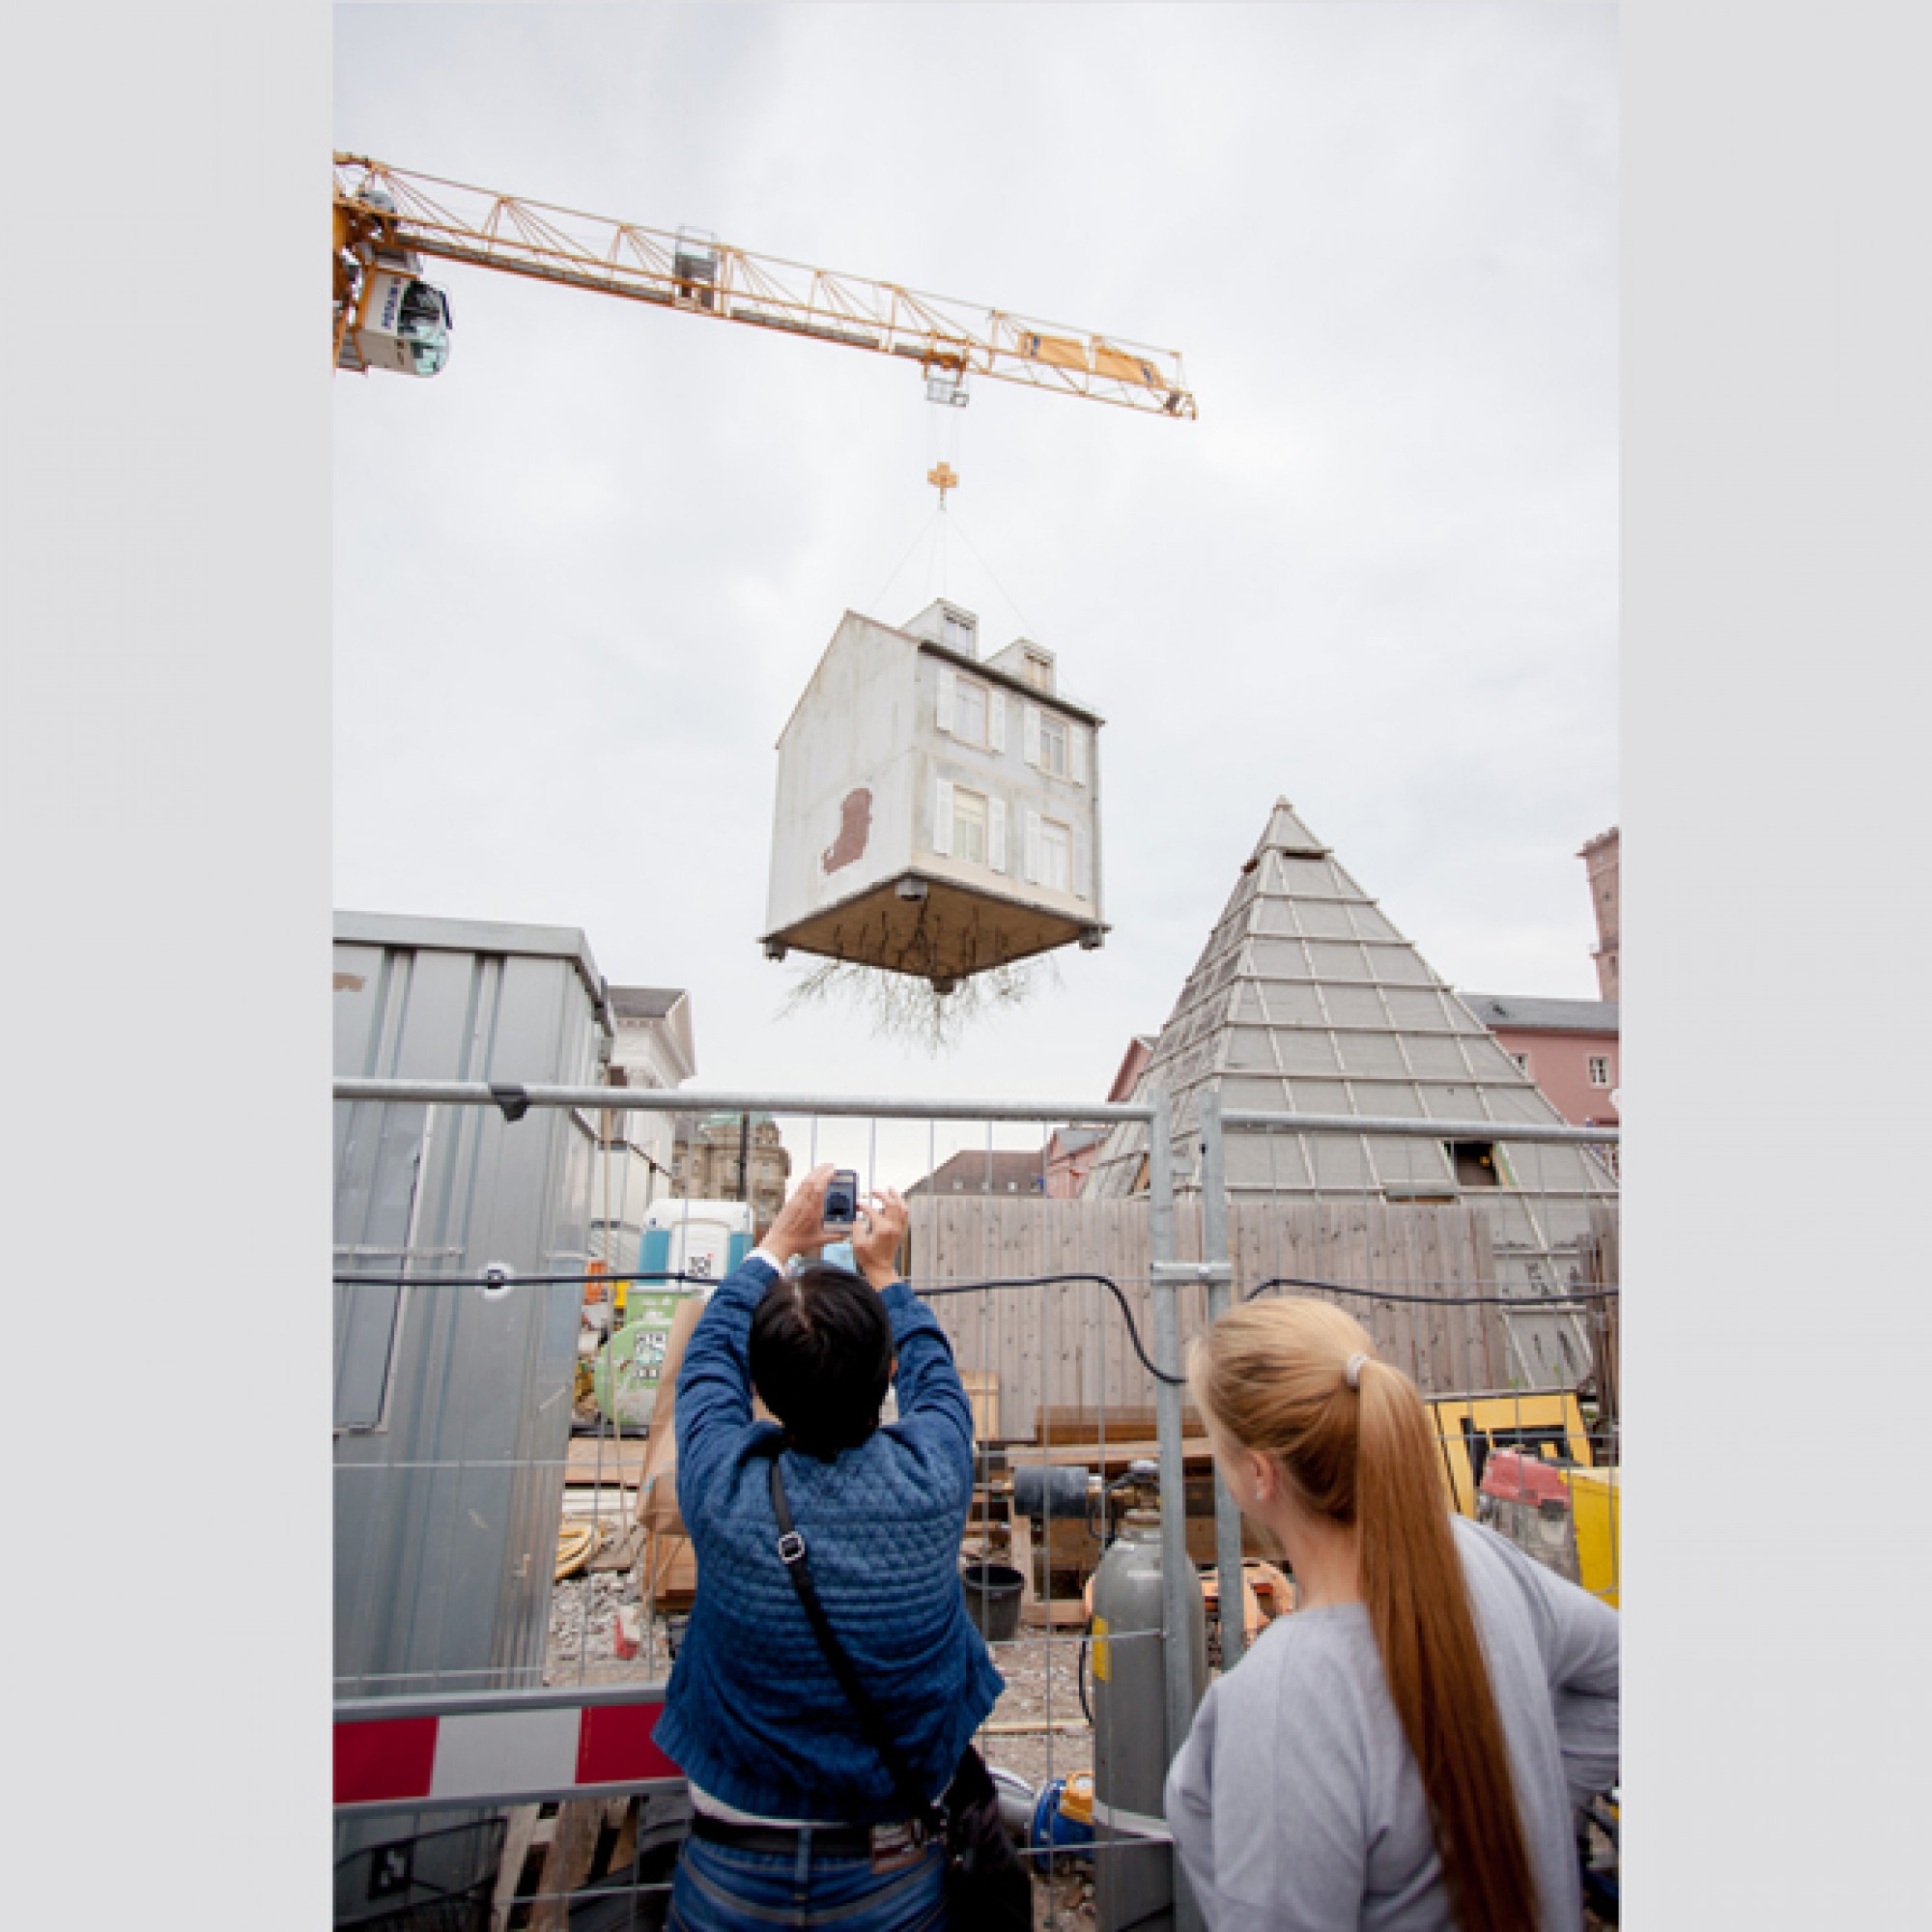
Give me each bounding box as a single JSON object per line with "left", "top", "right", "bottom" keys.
{"left": 1084, "top": 799, "right": 1616, "bottom": 1385}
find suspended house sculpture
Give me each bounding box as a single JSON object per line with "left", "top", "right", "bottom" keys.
{"left": 762, "top": 600, "right": 1105, "bottom": 989}
{"left": 1083, "top": 799, "right": 1617, "bottom": 1388}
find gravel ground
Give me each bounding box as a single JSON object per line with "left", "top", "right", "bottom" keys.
{"left": 544, "top": 1567, "right": 667, "bottom": 1685}
{"left": 980, "top": 1632, "right": 1095, "bottom": 1795}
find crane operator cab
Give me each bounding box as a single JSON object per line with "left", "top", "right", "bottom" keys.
{"left": 340, "top": 269, "right": 452, "bottom": 378}
{"left": 335, "top": 183, "right": 453, "bottom": 378}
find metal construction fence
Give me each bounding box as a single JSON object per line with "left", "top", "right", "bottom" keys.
{"left": 333, "top": 1077, "right": 1618, "bottom": 1931}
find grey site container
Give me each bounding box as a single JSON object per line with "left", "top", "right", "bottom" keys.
{"left": 333, "top": 914, "right": 612, "bottom": 1923}
{"left": 333, "top": 911, "right": 612, "bottom": 1700}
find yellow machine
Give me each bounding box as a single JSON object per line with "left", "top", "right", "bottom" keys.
{"left": 332, "top": 154, "right": 1196, "bottom": 419}
{"left": 1427, "top": 1389, "right": 1620, "bottom": 1605}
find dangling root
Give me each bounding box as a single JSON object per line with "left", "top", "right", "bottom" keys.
{"left": 778, "top": 957, "right": 1055, "bottom": 1053}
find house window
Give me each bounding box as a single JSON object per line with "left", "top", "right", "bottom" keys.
{"left": 943, "top": 611, "right": 976, "bottom": 654}
{"left": 1023, "top": 651, "right": 1052, "bottom": 691}
{"left": 1039, "top": 715, "right": 1068, "bottom": 776}
{"left": 1039, "top": 818, "right": 1072, "bottom": 892}
{"left": 954, "top": 677, "right": 988, "bottom": 746}
{"left": 1588, "top": 1056, "right": 1612, "bottom": 1088}
{"left": 952, "top": 786, "right": 988, "bottom": 865}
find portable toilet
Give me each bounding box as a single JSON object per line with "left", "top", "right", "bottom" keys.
{"left": 594, "top": 1198, "right": 754, "bottom": 1426}
{"left": 761, "top": 600, "right": 1106, "bottom": 990}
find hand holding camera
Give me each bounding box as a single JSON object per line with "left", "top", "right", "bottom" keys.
{"left": 762, "top": 1167, "right": 906, "bottom": 1291}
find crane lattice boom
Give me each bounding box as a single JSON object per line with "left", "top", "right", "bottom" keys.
{"left": 333, "top": 154, "right": 1196, "bottom": 418}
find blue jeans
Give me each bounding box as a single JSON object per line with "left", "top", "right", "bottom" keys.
{"left": 667, "top": 1829, "right": 948, "bottom": 1930}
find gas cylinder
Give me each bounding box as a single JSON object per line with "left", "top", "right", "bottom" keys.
{"left": 1090, "top": 1466, "right": 1207, "bottom": 1932}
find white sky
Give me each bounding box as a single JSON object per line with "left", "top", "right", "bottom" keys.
{"left": 333, "top": 3, "right": 1617, "bottom": 1141}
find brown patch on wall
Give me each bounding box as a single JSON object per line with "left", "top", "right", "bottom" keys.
{"left": 821, "top": 787, "right": 873, "bottom": 873}
{"left": 333, "top": 973, "right": 366, "bottom": 992}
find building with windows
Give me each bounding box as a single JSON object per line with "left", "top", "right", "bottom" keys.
{"left": 670, "top": 1112, "right": 793, "bottom": 1229}
{"left": 761, "top": 599, "right": 1105, "bottom": 990}
{"left": 588, "top": 985, "right": 696, "bottom": 1265}
{"left": 907, "top": 1149, "right": 1050, "bottom": 1198}
{"left": 1458, "top": 994, "right": 1619, "bottom": 1130}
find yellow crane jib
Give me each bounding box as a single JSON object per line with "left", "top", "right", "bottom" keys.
{"left": 330, "top": 154, "right": 1197, "bottom": 418}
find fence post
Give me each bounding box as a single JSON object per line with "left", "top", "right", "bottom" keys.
{"left": 1197, "top": 1089, "right": 1245, "bottom": 1670}
{"left": 1148, "top": 1088, "right": 1205, "bottom": 1932}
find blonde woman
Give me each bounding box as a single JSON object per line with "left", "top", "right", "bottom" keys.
{"left": 1166, "top": 1297, "right": 1618, "bottom": 1930}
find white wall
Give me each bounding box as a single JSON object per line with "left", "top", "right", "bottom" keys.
{"left": 765, "top": 607, "right": 1107, "bottom": 942}
{"left": 764, "top": 612, "right": 920, "bottom": 937}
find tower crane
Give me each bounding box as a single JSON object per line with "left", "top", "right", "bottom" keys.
{"left": 332, "top": 154, "right": 1196, "bottom": 420}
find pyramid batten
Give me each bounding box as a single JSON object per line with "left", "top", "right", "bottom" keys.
{"left": 1081, "top": 799, "right": 1614, "bottom": 1384}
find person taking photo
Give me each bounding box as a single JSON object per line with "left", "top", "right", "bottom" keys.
{"left": 655, "top": 1165, "right": 1008, "bottom": 1932}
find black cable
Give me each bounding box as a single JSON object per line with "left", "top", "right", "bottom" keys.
{"left": 1243, "top": 1276, "right": 1620, "bottom": 1309}
{"left": 331, "top": 1265, "right": 1192, "bottom": 1387}
{"left": 917, "top": 1273, "right": 1186, "bottom": 1387}
{"left": 330, "top": 1264, "right": 1619, "bottom": 1381}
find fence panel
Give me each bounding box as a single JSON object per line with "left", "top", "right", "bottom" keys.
{"left": 332, "top": 1080, "right": 1618, "bottom": 1930}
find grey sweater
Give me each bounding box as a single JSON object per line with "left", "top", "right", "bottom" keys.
{"left": 1164, "top": 1516, "right": 1618, "bottom": 1930}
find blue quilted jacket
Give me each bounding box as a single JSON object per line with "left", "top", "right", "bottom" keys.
{"left": 654, "top": 1255, "right": 1006, "bottom": 1822}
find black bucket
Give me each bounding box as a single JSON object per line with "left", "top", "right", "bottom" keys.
{"left": 961, "top": 1561, "right": 1026, "bottom": 1643}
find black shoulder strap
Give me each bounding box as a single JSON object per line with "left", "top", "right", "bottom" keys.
{"left": 767, "top": 1453, "right": 942, "bottom": 1827}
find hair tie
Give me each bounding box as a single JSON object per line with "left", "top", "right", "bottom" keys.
{"left": 1345, "top": 1351, "right": 1371, "bottom": 1390}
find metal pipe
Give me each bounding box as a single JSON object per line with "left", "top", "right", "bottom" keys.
{"left": 1147, "top": 1088, "right": 1205, "bottom": 1932}
{"left": 1219, "top": 1107, "right": 1617, "bottom": 1146}
{"left": 333, "top": 1078, "right": 1155, "bottom": 1125}
{"left": 1197, "top": 1091, "right": 1245, "bottom": 1672}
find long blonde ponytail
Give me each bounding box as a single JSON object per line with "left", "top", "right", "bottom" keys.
{"left": 1189, "top": 1297, "right": 1538, "bottom": 1932}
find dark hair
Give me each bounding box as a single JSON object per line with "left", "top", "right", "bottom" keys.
{"left": 749, "top": 1262, "right": 894, "bottom": 1459}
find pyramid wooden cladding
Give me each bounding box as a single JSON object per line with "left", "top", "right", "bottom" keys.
{"left": 908, "top": 1196, "right": 1563, "bottom": 1430}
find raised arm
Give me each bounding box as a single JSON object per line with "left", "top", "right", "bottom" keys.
{"left": 671, "top": 1253, "right": 775, "bottom": 1516}
{"left": 674, "top": 1164, "right": 844, "bottom": 1514}
{"left": 851, "top": 1187, "right": 976, "bottom": 1497}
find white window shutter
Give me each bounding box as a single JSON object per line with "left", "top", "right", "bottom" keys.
{"left": 989, "top": 692, "right": 1007, "bottom": 753}
{"left": 1024, "top": 810, "right": 1042, "bottom": 884}
{"left": 988, "top": 796, "right": 1008, "bottom": 872}
{"left": 933, "top": 777, "right": 954, "bottom": 857}
{"left": 1023, "top": 703, "right": 1041, "bottom": 768}
{"left": 1069, "top": 724, "right": 1089, "bottom": 786}
{"left": 936, "top": 668, "right": 957, "bottom": 735}
{"left": 1074, "top": 825, "right": 1093, "bottom": 900}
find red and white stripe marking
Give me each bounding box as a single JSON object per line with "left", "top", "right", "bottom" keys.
{"left": 335, "top": 1695, "right": 682, "bottom": 1811}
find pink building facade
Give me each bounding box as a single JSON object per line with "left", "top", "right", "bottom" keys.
{"left": 1045, "top": 1034, "right": 1155, "bottom": 1197}
{"left": 1460, "top": 993, "right": 1619, "bottom": 1128}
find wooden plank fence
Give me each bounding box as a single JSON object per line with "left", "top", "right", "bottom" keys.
{"left": 908, "top": 1197, "right": 1527, "bottom": 1440}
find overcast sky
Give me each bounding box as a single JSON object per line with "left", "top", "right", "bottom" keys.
{"left": 333, "top": 2, "right": 1616, "bottom": 1145}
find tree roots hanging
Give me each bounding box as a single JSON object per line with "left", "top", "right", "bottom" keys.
{"left": 777, "top": 956, "right": 1055, "bottom": 1053}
